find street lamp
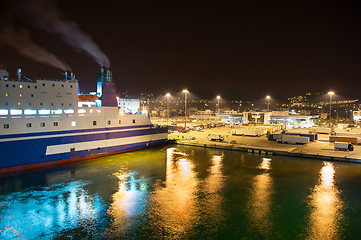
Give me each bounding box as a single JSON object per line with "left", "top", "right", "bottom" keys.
{"left": 166, "top": 93, "right": 170, "bottom": 126}
{"left": 328, "top": 91, "right": 334, "bottom": 127}
{"left": 266, "top": 95, "right": 271, "bottom": 112}
{"left": 183, "top": 89, "right": 189, "bottom": 130}
{"left": 217, "top": 95, "right": 221, "bottom": 113}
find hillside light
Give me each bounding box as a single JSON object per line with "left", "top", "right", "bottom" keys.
{"left": 217, "top": 95, "right": 221, "bottom": 113}
{"left": 183, "top": 89, "right": 189, "bottom": 130}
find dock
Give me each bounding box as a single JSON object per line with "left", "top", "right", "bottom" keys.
{"left": 168, "top": 126, "right": 361, "bottom": 164}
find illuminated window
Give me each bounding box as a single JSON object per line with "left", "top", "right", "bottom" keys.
{"left": 24, "top": 109, "right": 36, "bottom": 115}
{"left": 64, "top": 109, "right": 74, "bottom": 114}
{"left": 26, "top": 123, "right": 32, "bottom": 128}
{"left": 4, "top": 124, "right": 9, "bottom": 129}
{"left": 19, "top": 94, "right": 22, "bottom": 97}
{"left": 18, "top": 102, "right": 21, "bottom": 106}
{"left": 78, "top": 109, "right": 86, "bottom": 114}
{"left": 39, "top": 109, "right": 50, "bottom": 115}
{"left": 54, "top": 122, "right": 58, "bottom": 126}
{"left": 20, "top": 85, "right": 23, "bottom": 88}
{"left": 5, "top": 93, "right": 8, "bottom": 96}
{"left": 0, "top": 109, "right": 9, "bottom": 115}
{"left": 93, "top": 121, "right": 97, "bottom": 126}
{"left": 107, "top": 120, "right": 111, "bottom": 125}
{"left": 40, "top": 123, "right": 45, "bottom": 127}
{"left": 10, "top": 109, "right": 22, "bottom": 115}
{"left": 51, "top": 109, "right": 62, "bottom": 114}
{"left": 71, "top": 121, "right": 76, "bottom": 127}
{"left": 29, "top": 103, "right": 31, "bottom": 106}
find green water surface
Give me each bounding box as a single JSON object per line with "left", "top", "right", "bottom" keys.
{"left": 1, "top": 145, "right": 361, "bottom": 239}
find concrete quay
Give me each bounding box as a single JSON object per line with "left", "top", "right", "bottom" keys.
{"left": 168, "top": 126, "right": 361, "bottom": 164}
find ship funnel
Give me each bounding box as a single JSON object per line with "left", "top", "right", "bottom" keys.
{"left": 17, "top": 68, "right": 22, "bottom": 81}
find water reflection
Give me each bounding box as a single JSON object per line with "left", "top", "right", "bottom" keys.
{"left": 307, "top": 162, "right": 344, "bottom": 239}
{"left": 248, "top": 157, "right": 273, "bottom": 236}
{"left": 0, "top": 181, "right": 106, "bottom": 240}
{"left": 106, "top": 169, "right": 149, "bottom": 237}
{"left": 202, "top": 154, "right": 225, "bottom": 231}
{"left": 147, "top": 147, "right": 199, "bottom": 238}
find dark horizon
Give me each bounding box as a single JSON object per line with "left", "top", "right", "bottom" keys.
{"left": 1, "top": 0, "right": 360, "bottom": 101}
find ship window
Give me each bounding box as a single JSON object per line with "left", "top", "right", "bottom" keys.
{"left": 28, "top": 86, "right": 30, "bottom": 88}
{"left": 119, "top": 120, "right": 121, "bottom": 124}
{"left": 61, "top": 103, "right": 64, "bottom": 106}
{"left": 51, "top": 103, "right": 54, "bottom": 106}
{"left": 62, "top": 85, "right": 64, "bottom": 87}
{"left": 19, "top": 94, "right": 22, "bottom": 97}
{"left": 70, "top": 85, "right": 73, "bottom": 88}
{"left": 52, "top": 84, "right": 55, "bottom": 87}
{"left": 35, "top": 86, "right": 37, "bottom": 89}
{"left": 70, "top": 148, "right": 75, "bottom": 152}
{"left": 12, "top": 84, "right": 15, "bottom": 88}
{"left": 107, "top": 120, "right": 111, "bottom": 125}
{"left": 133, "top": 119, "right": 136, "bottom": 124}
{"left": 54, "top": 122, "right": 58, "bottom": 126}
{"left": 43, "top": 83, "right": 45, "bottom": 86}
{"left": 0, "top": 109, "right": 9, "bottom": 115}
{"left": 18, "top": 102, "right": 20, "bottom": 106}
{"left": 20, "top": 85, "right": 23, "bottom": 88}
{"left": 26, "top": 123, "right": 32, "bottom": 128}
{"left": 4, "top": 124, "right": 9, "bottom": 129}
{"left": 29, "top": 102, "right": 31, "bottom": 106}
{"left": 6, "top": 84, "right": 9, "bottom": 87}
{"left": 71, "top": 121, "right": 76, "bottom": 127}
{"left": 40, "top": 123, "right": 45, "bottom": 127}
{"left": 6, "top": 102, "right": 8, "bottom": 105}
{"left": 24, "top": 109, "right": 36, "bottom": 115}
{"left": 93, "top": 121, "right": 97, "bottom": 126}
{"left": 40, "top": 103, "right": 43, "bottom": 106}
{"left": 31, "top": 94, "right": 34, "bottom": 97}
{"left": 69, "top": 103, "right": 72, "bottom": 106}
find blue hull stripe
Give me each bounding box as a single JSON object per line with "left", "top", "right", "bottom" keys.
{"left": 0, "top": 124, "right": 153, "bottom": 140}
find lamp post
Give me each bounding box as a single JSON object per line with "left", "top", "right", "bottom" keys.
{"left": 266, "top": 95, "right": 271, "bottom": 112}
{"left": 183, "top": 89, "right": 189, "bottom": 130}
{"left": 166, "top": 93, "right": 170, "bottom": 126}
{"left": 328, "top": 91, "right": 334, "bottom": 127}
{"left": 217, "top": 95, "right": 221, "bottom": 113}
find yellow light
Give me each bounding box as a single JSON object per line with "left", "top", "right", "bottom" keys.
{"left": 328, "top": 91, "right": 335, "bottom": 95}
{"left": 182, "top": 89, "right": 189, "bottom": 93}
{"left": 18, "top": 102, "right": 21, "bottom": 105}
{"left": 5, "top": 93, "right": 8, "bottom": 97}
{"left": 166, "top": 93, "right": 171, "bottom": 97}
{"left": 20, "top": 85, "right": 23, "bottom": 88}
{"left": 266, "top": 95, "right": 271, "bottom": 99}
{"left": 217, "top": 95, "right": 221, "bottom": 99}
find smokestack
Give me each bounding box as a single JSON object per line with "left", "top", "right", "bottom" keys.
{"left": 17, "top": 68, "right": 22, "bottom": 81}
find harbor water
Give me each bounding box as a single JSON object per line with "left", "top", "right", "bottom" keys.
{"left": 1, "top": 145, "right": 361, "bottom": 239}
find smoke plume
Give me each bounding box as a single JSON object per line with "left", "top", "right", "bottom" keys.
{"left": 0, "top": 26, "right": 71, "bottom": 71}
{"left": 16, "top": 0, "right": 110, "bottom": 67}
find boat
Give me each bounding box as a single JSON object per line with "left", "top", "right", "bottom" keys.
{"left": 0, "top": 67, "right": 168, "bottom": 173}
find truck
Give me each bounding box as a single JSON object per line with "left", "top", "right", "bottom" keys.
{"left": 208, "top": 134, "right": 224, "bottom": 142}
{"left": 334, "top": 142, "right": 354, "bottom": 151}
{"left": 276, "top": 135, "right": 309, "bottom": 145}
{"left": 231, "top": 128, "right": 266, "bottom": 137}
{"left": 281, "top": 131, "right": 318, "bottom": 141}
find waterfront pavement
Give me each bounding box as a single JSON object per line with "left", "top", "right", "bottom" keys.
{"left": 168, "top": 126, "right": 361, "bottom": 163}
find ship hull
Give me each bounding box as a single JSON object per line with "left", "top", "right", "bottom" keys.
{"left": 0, "top": 125, "right": 168, "bottom": 173}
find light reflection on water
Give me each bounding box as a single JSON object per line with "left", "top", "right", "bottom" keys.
{"left": 146, "top": 147, "right": 200, "bottom": 238}
{"left": 307, "top": 162, "right": 345, "bottom": 240}
{"left": 248, "top": 157, "right": 273, "bottom": 236}
{"left": 1, "top": 146, "right": 360, "bottom": 239}
{"left": 0, "top": 181, "right": 106, "bottom": 239}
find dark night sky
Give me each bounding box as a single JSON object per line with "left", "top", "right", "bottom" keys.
{"left": 0, "top": 0, "right": 360, "bottom": 101}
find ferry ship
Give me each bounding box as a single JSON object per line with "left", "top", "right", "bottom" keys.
{"left": 0, "top": 67, "right": 168, "bottom": 173}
